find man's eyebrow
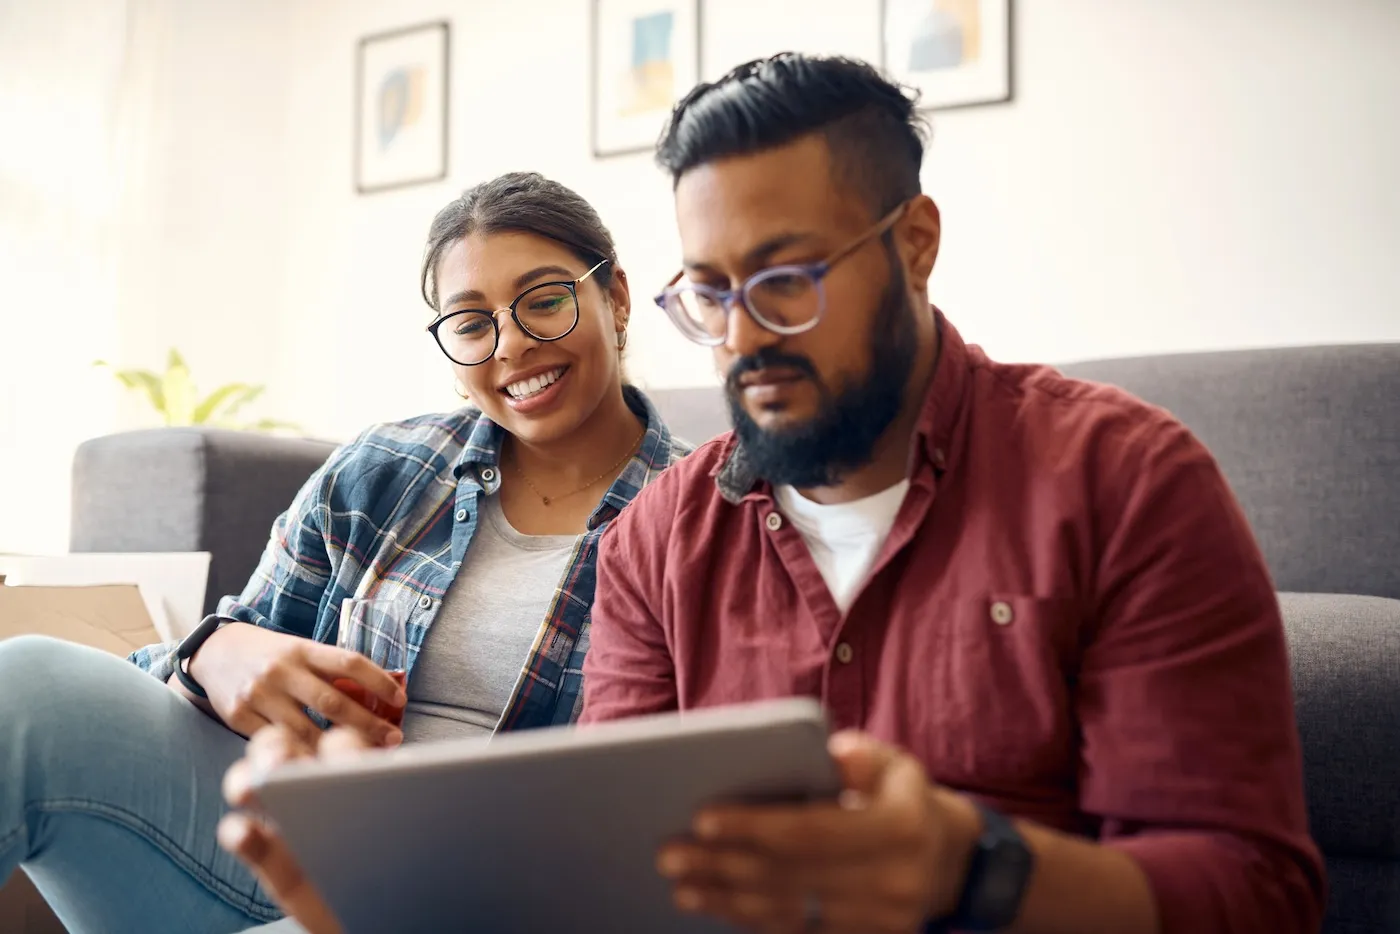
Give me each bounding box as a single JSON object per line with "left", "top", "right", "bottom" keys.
{"left": 683, "top": 231, "right": 823, "bottom": 275}
{"left": 438, "top": 265, "right": 580, "bottom": 309}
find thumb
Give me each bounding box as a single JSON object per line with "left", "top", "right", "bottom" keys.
{"left": 828, "top": 730, "right": 903, "bottom": 795}
{"left": 218, "top": 813, "right": 344, "bottom": 934}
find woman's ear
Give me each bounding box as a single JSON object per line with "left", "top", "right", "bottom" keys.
{"left": 607, "top": 265, "right": 632, "bottom": 335}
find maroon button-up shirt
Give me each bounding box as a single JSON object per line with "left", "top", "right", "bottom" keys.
{"left": 582, "top": 314, "right": 1325, "bottom": 933}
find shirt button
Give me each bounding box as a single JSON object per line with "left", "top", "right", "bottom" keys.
{"left": 455, "top": 508, "right": 468, "bottom": 522}
{"left": 418, "top": 594, "right": 433, "bottom": 610}
{"left": 834, "top": 642, "right": 854, "bottom": 664}
{"left": 990, "top": 600, "right": 1014, "bottom": 625}
{"left": 765, "top": 513, "right": 783, "bottom": 531}
{"left": 481, "top": 467, "right": 497, "bottom": 483}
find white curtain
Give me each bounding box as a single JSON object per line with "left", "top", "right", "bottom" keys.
{"left": 0, "top": 0, "right": 171, "bottom": 552}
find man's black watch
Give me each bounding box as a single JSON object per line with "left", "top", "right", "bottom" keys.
{"left": 173, "top": 614, "right": 227, "bottom": 699}
{"left": 929, "top": 803, "right": 1034, "bottom": 932}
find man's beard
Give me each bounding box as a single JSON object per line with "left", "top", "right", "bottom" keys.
{"left": 725, "top": 254, "right": 918, "bottom": 489}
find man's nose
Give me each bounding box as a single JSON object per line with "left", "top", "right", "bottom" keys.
{"left": 723, "top": 297, "right": 782, "bottom": 359}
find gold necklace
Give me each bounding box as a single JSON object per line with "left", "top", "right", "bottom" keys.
{"left": 510, "top": 427, "right": 645, "bottom": 506}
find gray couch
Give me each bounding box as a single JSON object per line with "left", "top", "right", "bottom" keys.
{"left": 71, "top": 344, "right": 1400, "bottom": 933}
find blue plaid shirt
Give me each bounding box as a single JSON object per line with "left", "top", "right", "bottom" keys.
{"left": 130, "top": 386, "right": 692, "bottom": 732}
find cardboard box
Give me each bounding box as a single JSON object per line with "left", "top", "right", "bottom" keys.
{"left": 0, "top": 552, "right": 210, "bottom": 641}
{"left": 0, "top": 583, "right": 162, "bottom": 654}
{"left": 0, "top": 579, "right": 167, "bottom": 934}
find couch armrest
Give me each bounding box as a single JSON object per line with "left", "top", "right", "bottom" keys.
{"left": 70, "top": 428, "right": 337, "bottom": 615}
{"left": 1279, "top": 592, "right": 1400, "bottom": 863}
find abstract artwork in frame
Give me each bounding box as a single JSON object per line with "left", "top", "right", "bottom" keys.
{"left": 591, "top": 0, "right": 700, "bottom": 158}
{"left": 355, "top": 21, "right": 449, "bottom": 194}
{"left": 881, "top": 0, "right": 1012, "bottom": 111}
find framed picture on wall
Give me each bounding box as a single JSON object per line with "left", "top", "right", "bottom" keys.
{"left": 591, "top": 0, "right": 701, "bottom": 158}
{"left": 355, "top": 21, "right": 450, "bottom": 194}
{"left": 881, "top": 0, "right": 1012, "bottom": 111}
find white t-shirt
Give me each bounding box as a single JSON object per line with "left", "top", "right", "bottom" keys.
{"left": 773, "top": 480, "right": 910, "bottom": 613}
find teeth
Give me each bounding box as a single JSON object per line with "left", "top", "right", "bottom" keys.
{"left": 506, "top": 367, "right": 564, "bottom": 400}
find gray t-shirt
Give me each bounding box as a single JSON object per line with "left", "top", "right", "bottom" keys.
{"left": 400, "top": 494, "right": 578, "bottom": 744}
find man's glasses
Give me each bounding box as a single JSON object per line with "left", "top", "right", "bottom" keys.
{"left": 427, "top": 260, "right": 609, "bottom": 366}
{"left": 653, "top": 203, "right": 908, "bottom": 347}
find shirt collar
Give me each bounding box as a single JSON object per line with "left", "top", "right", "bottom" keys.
{"left": 715, "top": 307, "right": 969, "bottom": 504}
{"left": 453, "top": 385, "right": 676, "bottom": 527}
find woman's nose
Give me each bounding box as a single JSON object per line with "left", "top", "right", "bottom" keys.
{"left": 493, "top": 311, "right": 537, "bottom": 360}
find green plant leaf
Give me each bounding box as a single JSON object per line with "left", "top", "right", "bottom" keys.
{"left": 245, "top": 417, "right": 301, "bottom": 434}
{"left": 192, "top": 383, "right": 262, "bottom": 425}
{"left": 219, "top": 384, "right": 266, "bottom": 421}
{"left": 161, "top": 350, "right": 196, "bottom": 426}
{"left": 95, "top": 359, "right": 167, "bottom": 413}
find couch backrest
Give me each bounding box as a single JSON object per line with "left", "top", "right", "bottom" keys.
{"left": 647, "top": 386, "right": 731, "bottom": 449}
{"left": 649, "top": 344, "right": 1400, "bottom": 600}
{"left": 1060, "top": 344, "right": 1400, "bottom": 600}
{"left": 70, "top": 427, "right": 338, "bottom": 617}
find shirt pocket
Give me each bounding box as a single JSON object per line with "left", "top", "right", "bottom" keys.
{"left": 926, "top": 594, "right": 1083, "bottom": 791}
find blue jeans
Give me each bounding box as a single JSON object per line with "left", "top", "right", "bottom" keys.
{"left": 0, "top": 635, "right": 284, "bottom": 933}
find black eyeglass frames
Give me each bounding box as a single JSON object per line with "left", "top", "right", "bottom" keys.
{"left": 427, "top": 259, "right": 609, "bottom": 366}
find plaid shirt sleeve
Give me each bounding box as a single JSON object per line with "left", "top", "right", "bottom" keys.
{"left": 128, "top": 434, "right": 359, "bottom": 682}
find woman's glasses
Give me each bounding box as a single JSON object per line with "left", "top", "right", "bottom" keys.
{"left": 427, "top": 259, "right": 609, "bottom": 366}
{"left": 653, "top": 204, "right": 907, "bottom": 346}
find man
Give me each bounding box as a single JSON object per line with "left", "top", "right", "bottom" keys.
{"left": 222, "top": 54, "right": 1324, "bottom": 933}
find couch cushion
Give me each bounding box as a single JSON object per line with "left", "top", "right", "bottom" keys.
{"left": 1060, "top": 345, "right": 1400, "bottom": 599}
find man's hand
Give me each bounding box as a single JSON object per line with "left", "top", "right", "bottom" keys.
{"left": 218, "top": 725, "right": 377, "bottom": 934}
{"left": 656, "top": 731, "right": 980, "bottom": 933}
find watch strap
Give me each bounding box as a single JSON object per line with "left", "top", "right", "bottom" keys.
{"left": 940, "top": 803, "right": 1034, "bottom": 931}
{"left": 173, "top": 614, "right": 225, "bottom": 699}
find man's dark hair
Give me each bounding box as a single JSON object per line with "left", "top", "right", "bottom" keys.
{"left": 421, "top": 172, "right": 618, "bottom": 312}
{"left": 656, "top": 53, "right": 928, "bottom": 215}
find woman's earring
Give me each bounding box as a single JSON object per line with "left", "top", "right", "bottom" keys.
{"left": 616, "top": 330, "right": 628, "bottom": 351}
{"left": 453, "top": 380, "right": 470, "bottom": 401}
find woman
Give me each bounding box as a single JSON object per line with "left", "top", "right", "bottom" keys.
{"left": 0, "top": 171, "right": 690, "bottom": 934}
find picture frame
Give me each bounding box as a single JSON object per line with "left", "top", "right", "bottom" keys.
{"left": 880, "top": 0, "right": 1013, "bottom": 112}
{"left": 355, "top": 21, "right": 450, "bottom": 194}
{"left": 591, "top": 0, "right": 701, "bottom": 158}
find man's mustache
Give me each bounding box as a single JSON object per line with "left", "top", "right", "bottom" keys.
{"left": 724, "top": 349, "right": 820, "bottom": 394}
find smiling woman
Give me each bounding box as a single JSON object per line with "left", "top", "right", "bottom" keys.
{"left": 0, "top": 171, "right": 691, "bottom": 933}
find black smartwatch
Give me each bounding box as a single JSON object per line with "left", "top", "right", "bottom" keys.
{"left": 932, "top": 803, "right": 1034, "bottom": 932}
{"left": 173, "top": 614, "right": 227, "bottom": 699}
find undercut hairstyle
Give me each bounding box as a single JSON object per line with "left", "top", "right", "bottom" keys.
{"left": 655, "top": 53, "right": 928, "bottom": 216}
{"left": 420, "top": 172, "right": 618, "bottom": 312}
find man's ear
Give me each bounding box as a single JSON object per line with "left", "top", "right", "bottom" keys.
{"left": 898, "top": 195, "right": 941, "bottom": 294}
{"left": 607, "top": 265, "right": 632, "bottom": 334}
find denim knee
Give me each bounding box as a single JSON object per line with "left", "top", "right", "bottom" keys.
{"left": 0, "top": 635, "right": 130, "bottom": 741}
{"left": 0, "top": 634, "right": 78, "bottom": 705}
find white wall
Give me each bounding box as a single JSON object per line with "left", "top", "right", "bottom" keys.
{"left": 245, "top": 0, "right": 1400, "bottom": 444}
{"left": 19, "top": 0, "right": 1400, "bottom": 459}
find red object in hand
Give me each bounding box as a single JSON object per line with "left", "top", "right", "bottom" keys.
{"left": 331, "top": 669, "right": 407, "bottom": 728}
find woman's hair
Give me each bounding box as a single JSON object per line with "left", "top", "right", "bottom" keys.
{"left": 420, "top": 172, "right": 619, "bottom": 312}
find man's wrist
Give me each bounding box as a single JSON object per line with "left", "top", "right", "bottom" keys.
{"left": 928, "top": 787, "right": 984, "bottom": 919}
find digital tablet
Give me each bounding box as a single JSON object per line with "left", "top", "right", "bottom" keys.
{"left": 252, "top": 697, "right": 841, "bottom": 934}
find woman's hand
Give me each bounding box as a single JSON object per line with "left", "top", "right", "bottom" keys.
{"left": 220, "top": 725, "right": 376, "bottom": 934}
{"left": 186, "top": 623, "right": 405, "bottom": 746}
